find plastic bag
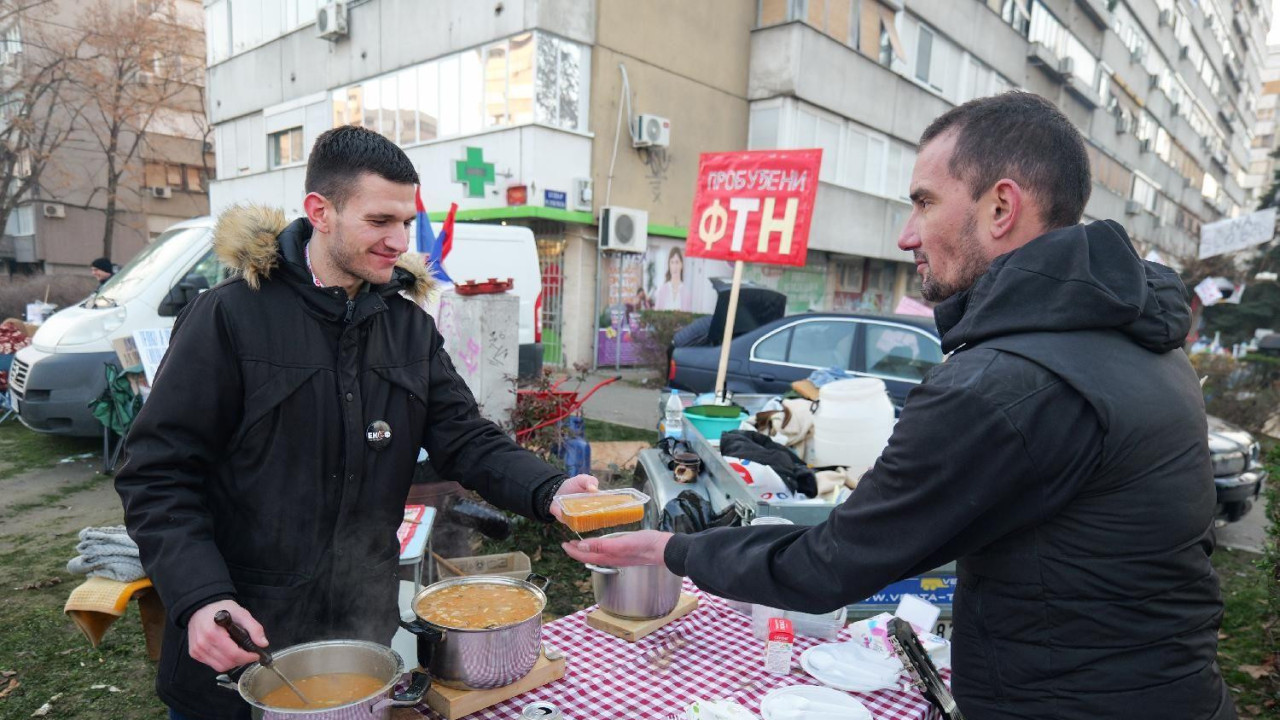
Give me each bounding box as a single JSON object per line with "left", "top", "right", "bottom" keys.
{"left": 659, "top": 490, "right": 739, "bottom": 534}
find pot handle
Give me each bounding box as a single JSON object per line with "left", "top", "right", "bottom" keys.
{"left": 525, "top": 572, "right": 551, "bottom": 591}
{"left": 399, "top": 617, "right": 444, "bottom": 668}
{"left": 214, "top": 673, "right": 238, "bottom": 693}
{"left": 373, "top": 670, "right": 432, "bottom": 710}
{"left": 584, "top": 563, "right": 620, "bottom": 575}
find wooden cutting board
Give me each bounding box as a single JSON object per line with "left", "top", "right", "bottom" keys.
{"left": 423, "top": 648, "right": 566, "bottom": 720}
{"left": 585, "top": 593, "right": 699, "bottom": 643}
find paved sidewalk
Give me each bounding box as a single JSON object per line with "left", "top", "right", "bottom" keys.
{"left": 573, "top": 370, "right": 664, "bottom": 430}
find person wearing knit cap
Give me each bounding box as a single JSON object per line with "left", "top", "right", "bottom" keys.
{"left": 90, "top": 257, "right": 114, "bottom": 288}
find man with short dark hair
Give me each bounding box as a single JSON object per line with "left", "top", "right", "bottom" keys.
{"left": 116, "top": 125, "right": 598, "bottom": 720}
{"left": 566, "top": 92, "right": 1232, "bottom": 718}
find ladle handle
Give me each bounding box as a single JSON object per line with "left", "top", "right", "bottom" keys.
{"left": 213, "top": 610, "right": 273, "bottom": 666}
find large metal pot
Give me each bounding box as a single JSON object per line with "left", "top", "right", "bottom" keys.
{"left": 216, "top": 640, "right": 429, "bottom": 720}
{"left": 400, "top": 573, "right": 548, "bottom": 690}
{"left": 586, "top": 533, "right": 683, "bottom": 619}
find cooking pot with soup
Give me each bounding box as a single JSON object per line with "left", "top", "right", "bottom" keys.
{"left": 400, "top": 573, "right": 549, "bottom": 690}
{"left": 215, "top": 640, "right": 429, "bottom": 720}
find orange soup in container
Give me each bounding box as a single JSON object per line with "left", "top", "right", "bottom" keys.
{"left": 555, "top": 489, "right": 650, "bottom": 533}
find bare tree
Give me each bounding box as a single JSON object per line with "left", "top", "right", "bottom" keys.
{"left": 68, "top": 0, "right": 195, "bottom": 258}
{"left": 0, "top": 0, "right": 81, "bottom": 249}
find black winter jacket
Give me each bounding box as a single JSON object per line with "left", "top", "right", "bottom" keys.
{"left": 115, "top": 206, "right": 564, "bottom": 719}
{"left": 665, "top": 221, "right": 1233, "bottom": 719}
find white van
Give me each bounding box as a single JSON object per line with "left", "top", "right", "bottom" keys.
{"left": 9, "top": 217, "right": 543, "bottom": 437}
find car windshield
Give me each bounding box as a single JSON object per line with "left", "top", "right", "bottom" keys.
{"left": 84, "top": 226, "right": 205, "bottom": 308}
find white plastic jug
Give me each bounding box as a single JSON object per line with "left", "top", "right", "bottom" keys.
{"left": 811, "top": 378, "right": 894, "bottom": 471}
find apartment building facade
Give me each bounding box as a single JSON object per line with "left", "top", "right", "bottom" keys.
{"left": 205, "top": 0, "right": 1269, "bottom": 368}
{"left": 0, "top": 0, "right": 211, "bottom": 278}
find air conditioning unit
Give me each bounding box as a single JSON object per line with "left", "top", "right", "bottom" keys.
{"left": 572, "top": 177, "right": 593, "bottom": 211}
{"left": 1158, "top": 9, "right": 1173, "bottom": 27}
{"left": 42, "top": 203, "right": 64, "bottom": 219}
{"left": 1057, "top": 56, "right": 1075, "bottom": 77}
{"left": 1125, "top": 200, "right": 1142, "bottom": 215}
{"left": 149, "top": 186, "right": 172, "bottom": 199}
{"left": 1171, "top": 101, "right": 1181, "bottom": 116}
{"left": 317, "top": 1, "right": 349, "bottom": 41}
{"left": 1116, "top": 115, "right": 1132, "bottom": 134}
{"left": 633, "top": 114, "right": 671, "bottom": 148}
{"left": 1140, "top": 138, "right": 1153, "bottom": 153}
{"left": 1130, "top": 46, "right": 1144, "bottom": 63}
{"left": 1179, "top": 44, "right": 1190, "bottom": 59}
{"left": 600, "top": 206, "right": 648, "bottom": 253}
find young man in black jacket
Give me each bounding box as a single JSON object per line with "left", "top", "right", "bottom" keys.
{"left": 116, "top": 126, "right": 596, "bottom": 720}
{"left": 566, "top": 92, "right": 1234, "bottom": 719}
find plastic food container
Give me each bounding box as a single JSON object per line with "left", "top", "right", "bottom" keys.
{"left": 554, "top": 489, "right": 650, "bottom": 533}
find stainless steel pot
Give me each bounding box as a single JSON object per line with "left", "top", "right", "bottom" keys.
{"left": 400, "top": 573, "right": 548, "bottom": 690}
{"left": 586, "top": 533, "right": 683, "bottom": 620}
{"left": 216, "top": 640, "right": 429, "bottom": 720}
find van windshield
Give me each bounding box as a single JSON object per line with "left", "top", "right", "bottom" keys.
{"left": 84, "top": 226, "right": 206, "bottom": 308}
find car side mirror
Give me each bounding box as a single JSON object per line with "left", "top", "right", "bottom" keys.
{"left": 158, "top": 273, "right": 210, "bottom": 317}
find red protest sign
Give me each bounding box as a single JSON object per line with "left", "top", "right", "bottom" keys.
{"left": 686, "top": 149, "right": 822, "bottom": 267}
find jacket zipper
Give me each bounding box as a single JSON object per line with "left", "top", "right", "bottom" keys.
{"left": 344, "top": 299, "right": 355, "bottom": 324}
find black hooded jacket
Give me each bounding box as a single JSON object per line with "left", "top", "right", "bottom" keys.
{"left": 115, "top": 206, "right": 565, "bottom": 719}
{"left": 665, "top": 221, "right": 1232, "bottom": 719}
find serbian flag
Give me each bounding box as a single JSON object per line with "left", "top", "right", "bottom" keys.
{"left": 414, "top": 187, "right": 455, "bottom": 284}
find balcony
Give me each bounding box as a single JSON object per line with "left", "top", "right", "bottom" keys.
{"left": 749, "top": 22, "right": 949, "bottom": 144}
{"left": 1076, "top": 0, "right": 1112, "bottom": 29}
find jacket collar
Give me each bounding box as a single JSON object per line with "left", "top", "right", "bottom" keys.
{"left": 212, "top": 204, "right": 435, "bottom": 308}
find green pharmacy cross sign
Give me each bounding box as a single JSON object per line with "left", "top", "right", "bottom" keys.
{"left": 454, "top": 146, "right": 495, "bottom": 198}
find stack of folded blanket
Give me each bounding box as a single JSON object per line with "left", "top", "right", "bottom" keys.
{"left": 66, "top": 526, "right": 145, "bottom": 582}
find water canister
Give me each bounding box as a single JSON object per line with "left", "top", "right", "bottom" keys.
{"left": 560, "top": 415, "right": 591, "bottom": 477}
{"left": 811, "top": 378, "right": 894, "bottom": 471}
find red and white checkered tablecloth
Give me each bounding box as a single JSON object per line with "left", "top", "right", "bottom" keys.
{"left": 412, "top": 580, "right": 945, "bottom": 720}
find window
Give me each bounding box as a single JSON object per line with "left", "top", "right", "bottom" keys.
{"left": 484, "top": 40, "right": 509, "bottom": 127}
{"left": 418, "top": 63, "right": 439, "bottom": 141}
{"left": 186, "top": 249, "right": 227, "bottom": 289}
{"left": 269, "top": 127, "right": 304, "bottom": 168}
{"left": 508, "top": 33, "right": 535, "bottom": 124}
{"left": 758, "top": 0, "right": 792, "bottom": 26}
{"left": 328, "top": 32, "right": 588, "bottom": 144}
{"left": 1131, "top": 173, "right": 1158, "bottom": 212}
{"left": 186, "top": 166, "right": 204, "bottom": 192}
{"left": 5, "top": 205, "right": 33, "bottom": 236}
{"left": 749, "top": 104, "right": 780, "bottom": 149}
{"left": 397, "top": 67, "right": 418, "bottom": 146}
{"left": 863, "top": 325, "right": 943, "bottom": 381}
{"left": 754, "top": 328, "right": 791, "bottom": 362}
{"left": 915, "top": 26, "right": 933, "bottom": 83}
{"left": 789, "top": 321, "right": 856, "bottom": 370}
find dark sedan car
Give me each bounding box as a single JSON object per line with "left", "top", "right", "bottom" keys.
{"left": 1206, "top": 415, "right": 1267, "bottom": 523}
{"left": 668, "top": 312, "right": 945, "bottom": 409}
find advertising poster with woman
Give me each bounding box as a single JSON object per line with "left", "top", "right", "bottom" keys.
{"left": 596, "top": 238, "right": 730, "bottom": 367}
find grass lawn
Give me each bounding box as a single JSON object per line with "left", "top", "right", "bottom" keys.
{"left": 1215, "top": 546, "right": 1280, "bottom": 718}
{"left": 0, "top": 421, "right": 98, "bottom": 482}
{"left": 583, "top": 418, "right": 658, "bottom": 444}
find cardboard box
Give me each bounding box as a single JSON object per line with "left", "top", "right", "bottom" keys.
{"left": 437, "top": 551, "right": 531, "bottom": 580}
{"left": 111, "top": 336, "right": 142, "bottom": 371}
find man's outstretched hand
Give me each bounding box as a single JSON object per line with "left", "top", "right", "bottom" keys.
{"left": 562, "top": 529, "right": 673, "bottom": 568}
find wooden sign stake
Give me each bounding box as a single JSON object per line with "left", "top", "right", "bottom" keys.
{"left": 713, "top": 260, "right": 744, "bottom": 404}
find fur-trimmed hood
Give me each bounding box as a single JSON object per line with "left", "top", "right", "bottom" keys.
{"left": 212, "top": 204, "right": 435, "bottom": 303}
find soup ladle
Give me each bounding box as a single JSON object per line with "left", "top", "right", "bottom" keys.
{"left": 214, "top": 610, "right": 312, "bottom": 706}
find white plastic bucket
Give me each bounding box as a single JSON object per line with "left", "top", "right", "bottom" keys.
{"left": 811, "top": 378, "right": 894, "bottom": 470}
